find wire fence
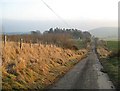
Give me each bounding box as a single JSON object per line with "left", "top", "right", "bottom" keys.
{"left": 3, "top": 35, "right": 60, "bottom": 49}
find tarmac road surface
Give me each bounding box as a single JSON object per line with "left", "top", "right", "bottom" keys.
{"left": 48, "top": 41, "right": 115, "bottom": 90}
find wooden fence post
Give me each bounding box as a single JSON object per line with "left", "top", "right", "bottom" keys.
{"left": 3, "top": 35, "right": 7, "bottom": 46}
{"left": 30, "top": 40, "right": 32, "bottom": 47}
{"left": 37, "top": 39, "right": 39, "bottom": 46}
{"left": 37, "top": 39, "right": 38, "bottom": 44}
{"left": 20, "top": 38, "right": 23, "bottom": 49}
{"left": 45, "top": 42, "right": 47, "bottom": 47}
{"left": 39, "top": 41, "right": 41, "bottom": 46}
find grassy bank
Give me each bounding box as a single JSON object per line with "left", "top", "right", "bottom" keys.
{"left": 97, "top": 41, "right": 119, "bottom": 89}
{"left": 2, "top": 42, "right": 88, "bottom": 90}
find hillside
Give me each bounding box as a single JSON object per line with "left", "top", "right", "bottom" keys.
{"left": 2, "top": 42, "right": 88, "bottom": 90}
{"left": 89, "top": 27, "right": 118, "bottom": 41}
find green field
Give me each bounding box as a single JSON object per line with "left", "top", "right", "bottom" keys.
{"left": 106, "top": 41, "right": 119, "bottom": 51}
{"left": 100, "top": 41, "right": 119, "bottom": 89}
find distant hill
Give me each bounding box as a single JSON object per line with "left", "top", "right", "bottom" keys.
{"left": 4, "top": 32, "right": 31, "bottom": 35}
{"left": 89, "top": 27, "right": 118, "bottom": 41}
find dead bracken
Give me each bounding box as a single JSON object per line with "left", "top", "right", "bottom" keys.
{"left": 2, "top": 42, "right": 88, "bottom": 90}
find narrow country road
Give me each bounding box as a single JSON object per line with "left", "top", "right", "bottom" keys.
{"left": 48, "top": 41, "right": 115, "bottom": 90}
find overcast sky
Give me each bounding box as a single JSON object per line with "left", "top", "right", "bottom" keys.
{"left": 1, "top": 0, "right": 119, "bottom": 32}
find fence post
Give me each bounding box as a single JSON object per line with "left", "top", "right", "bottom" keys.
{"left": 3, "top": 35, "right": 7, "bottom": 46}
{"left": 45, "top": 42, "right": 47, "bottom": 47}
{"left": 39, "top": 41, "right": 41, "bottom": 46}
{"left": 30, "top": 40, "right": 32, "bottom": 47}
{"left": 20, "top": 38, "right": 23, "bottom": 49}
{"left": 37, "top": 39, "right": 38, "bottom": 43}
{"left": 51, "top": 44, "right": 53, "bottom": 47}
{"left": 37, "top": 39, "right": 39, "bottom": 46}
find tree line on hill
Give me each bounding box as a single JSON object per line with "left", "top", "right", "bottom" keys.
{"left": 31, "top": 27, "right": 91, "bottom": 40}
{"left": 3, "top": 27, "right": 92, "bottom": 50}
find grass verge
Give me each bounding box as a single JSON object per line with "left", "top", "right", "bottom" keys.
{"left": 97, "top": 41, "right": 119, "bottom": 89}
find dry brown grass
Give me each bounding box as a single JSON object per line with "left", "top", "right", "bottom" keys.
{"left": 97, "top": 47, "right": 111, "bottom": 58}
{"left": 1, "top": 42, "right": 88, "bottom": 90}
